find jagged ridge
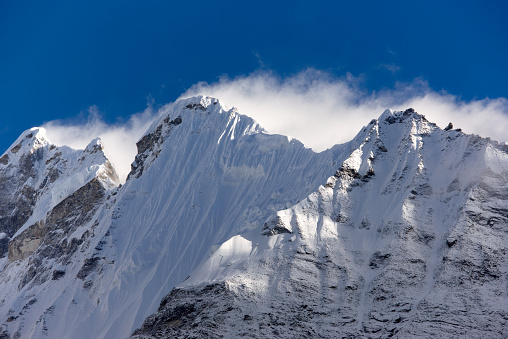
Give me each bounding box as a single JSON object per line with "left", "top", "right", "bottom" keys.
{"left": 2, "top": 101, "right": 507, "bottom": 339}
{"left": 0, "top": 96, "right": 348, "bottom": 339}
{"left": 132, "top": 108, "right": 508, "bottom": 338}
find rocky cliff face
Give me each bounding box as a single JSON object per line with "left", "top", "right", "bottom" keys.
{"left": 0, "top": 130, "right": 120, "bottom": 338}
{"left": 132, "top": 109, "right": 508, "bottom": 338}
{"left": 0, "top": 129, "right": 51, "bottom": 258}
{"left": 0, "top": 130, "right": 119, "bottom": 259}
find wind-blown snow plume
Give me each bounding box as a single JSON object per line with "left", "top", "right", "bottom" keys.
{"left": 43, "top": 106, "right": 159, "bottom": 182}
{"left": 183, "top": 69, "right": 508, "bottom": 150}
{"left": 41, "top": 70, "right": 508, "bottom": 181}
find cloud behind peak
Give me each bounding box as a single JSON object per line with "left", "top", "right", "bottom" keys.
{"left": 41, "top": 69, "right": 508, "bottom": 182}
{"left": 183, "top": 69, "right": 508, "bottom": 150}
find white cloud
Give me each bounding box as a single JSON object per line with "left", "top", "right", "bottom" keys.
{"left": 380, "top": 63, "right": 401, "bottom": 73}
{"left": 182, "top": 69, "right": 508, "bottom": 151}
{"left": 41, "top": 69, "right": 508, "bottom": 183}
{"left": 43, "top": 106, "right": 159, "bottom": 183}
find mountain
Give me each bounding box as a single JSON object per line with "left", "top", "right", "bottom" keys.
{"left": 0, "top": 96, "right": 349, "bottom": 338}
{"left": 0, "top": 97, "right": 507, "bottom": 338}
{"left": 0, "top": 129, "right": 119, "bottom": 260}
{"left": 131, "top": 108, "right": 508, "bottom": 338}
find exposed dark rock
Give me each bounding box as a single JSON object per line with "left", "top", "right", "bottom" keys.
{"left": 132, "top": 283, "right": 230, "bottom": 338}
{"left": 360, "top": 218, "right": 371, "bottom": 229}
{"left": 335, "top": 166, "right": 361, "bottom": 180}
{"left": 51, "top": 270, "right": 66, "bottom": 280}
{"left": 369, "top": 252, "right": 391, "bottom": 269}
{"left": 185, "top": 103, "right": 206, "bottom": 111}
{"left": 95, "top": 240, "right": 107, "bottom": 251}
{"left": 0, "top": 139, "right": 59, "bottom": 258}
{"left": 76, "top": 257, "right": 102, "bottom": 280}
{"left": 18, "top": 264, "right": 37, "bottom": 290}
{"left": 8, "top": 221, "right": 45, "bottom": 261}
{"left": 127, "top": 116, "right": 182, "bottom": 180}
{"left": 83, "top": 280, "right": 93, "bottom": 290}
{"left": 22, "top": 298, "right": 37, "bottom": 311}
{"left": 361, "top": 168, "right": 375, "bottom": 182}
{"left": 10, "top": 142, "right": 22, "bottom": 154}
{"left": 335, "top": 214, "right": 349, "bottom": 223}
{"left": 262, "top": 216, "right": 292, "bottom": 236}
{"left": 8, "top": 178, "right": 106, "bottom": 262}
{"left": 446, "top": 239, "right": 457, "bottom": 247}
{"left": 385, "top": 108, "right": 419, "bottom": 125}
{"left": 0, "top": 179, "right": 38, "bottom": 258}
{"left": 5, "top": 316, "right": 17, "bottom": 323}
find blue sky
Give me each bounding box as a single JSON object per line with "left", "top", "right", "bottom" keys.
{"left": 1, "top": 1, "right": 507, "bottom": 171}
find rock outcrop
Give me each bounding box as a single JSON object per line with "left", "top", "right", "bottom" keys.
{"left": 0, "top": 131, "right": 119, "bottom": 257}
{"left": 8, "top": 178, "right": 107, "bottom": 263}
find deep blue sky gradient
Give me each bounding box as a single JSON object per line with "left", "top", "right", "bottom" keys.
{"left": 1, "top": 0, "right": 507, "bottom": 153}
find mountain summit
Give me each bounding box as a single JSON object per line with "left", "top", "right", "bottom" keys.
{"left": 1, "top": 98, "right": 507, "bottom": 338}
{"left": 132, "top": 107, "right": 508, "bottom": 338}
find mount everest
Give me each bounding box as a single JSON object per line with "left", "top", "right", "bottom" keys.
{"left": 0, "top": 96, "right": 507, "bottom": 338}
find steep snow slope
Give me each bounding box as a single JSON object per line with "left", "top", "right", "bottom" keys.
{"left": 0, "top": 96, "right": 348, "bottom": 338}
{"left": 133, "top": 109, "right": 508, "bottom": 338}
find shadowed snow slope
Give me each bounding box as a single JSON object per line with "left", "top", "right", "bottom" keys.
{"left": 132, "top": 108, "right": 508, "bottom": 338}
{"left": 0, "top": 96, "right": 350, "bottom": 338}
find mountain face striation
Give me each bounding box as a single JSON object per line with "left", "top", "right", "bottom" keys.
{"left": 0, "top": 98, "right": 507, "bottom": 339}
{"left": 130, "top": 107, "right": 508, "bottom": 338}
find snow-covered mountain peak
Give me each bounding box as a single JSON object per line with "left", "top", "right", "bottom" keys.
{"left": 0, "top": 127, "right": 50, "bottom": 167}
{"left": 127, "top": 95, "right": 267, "bottom": 180}
{"left": 136, "top": 107, "right": 508, "bottom": 338}
{"left": 84, "top": 137, "right": 104, "bottom": 154}
{"left": 0, "top": 127, "right": 120, "bottom": 262}
{"left": 158, "top": 95, "right": 266, "bottom": 137}
{"left": 1, "top": 95, "right": 349, "bottom": 339}
{"left": 16, "top": 127, "right": 50, "bottom": 148}
{"left": 379, "top": 107, "right": 423, "bottom": 123}
{"left": 171, "top": 95, "right": 241, "bottom": 115}
{"left": 334, "top": 107, "right": 466, "bottom": 185}
{"left": 2, "top": 100, "right": 508, "bottom": 339}
{"left": 377, "top": 107, "right": 442, "bottom": 136}
{"left": 176, "top": 95, "right": 224, "bottom": 111}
